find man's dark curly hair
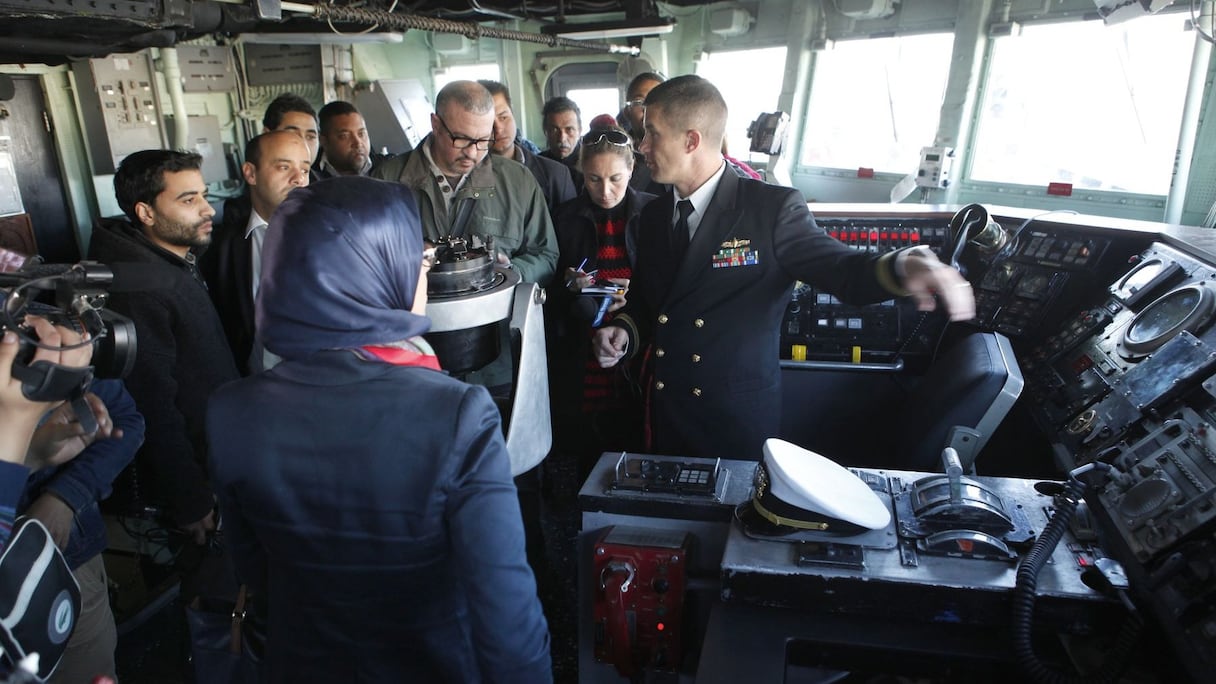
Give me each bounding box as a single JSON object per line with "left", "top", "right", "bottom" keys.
{"left": 262, "top": 93, "right": 317, "bottom": 131}
{"left": 113, "top": 149, "right": 203, "bottom": 225}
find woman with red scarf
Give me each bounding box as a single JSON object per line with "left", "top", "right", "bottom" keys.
{"left": 206, "top": 177, "right": 551, "bottom": 683}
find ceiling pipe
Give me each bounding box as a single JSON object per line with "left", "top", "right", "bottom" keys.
{"left": 468, "top": 0, "right": 529, "bottom": 23}
{"left": 304, "top": 4, "right": 640, "bottom": 55}
{"left": 0, "top": 30, "right": 178, "bottom": 57}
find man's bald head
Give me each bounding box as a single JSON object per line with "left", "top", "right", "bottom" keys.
{"left": 435, "top": 80, "right": 495, "bottom": 118}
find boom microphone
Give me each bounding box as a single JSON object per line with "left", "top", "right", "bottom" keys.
{"left": 83, "top": 261, "right": 178, "bottom": 292}
{"left": 0, "top": 261, "right": 177, "bottom": 292}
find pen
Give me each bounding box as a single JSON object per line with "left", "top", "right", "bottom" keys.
{"left": 593, "top": 295, "right": 614, "bottom": 327}
{"left": 575, "top": 257, "right": 589, "bottom": 274}
{"left": 592, "top": 287, "right": 626, "bottom": 327}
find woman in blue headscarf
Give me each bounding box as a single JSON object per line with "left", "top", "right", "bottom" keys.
{"left": 206, "top": 176, "right": 552, "bottom": 683}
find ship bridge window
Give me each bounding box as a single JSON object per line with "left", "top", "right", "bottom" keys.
{"left": 545, "top": 61, "right": 621, "bottom": 137}
{"left": 565, "top": 87, "right": 622, "bottom": 130}
{"left": 969, "top": 14, "right": 1193, "bottom": 196}
{"left": 798, "top": 33, "right": 953, "bottom": 173}
{"left": 696, "top": 46, "right": 788, "bottom": 161}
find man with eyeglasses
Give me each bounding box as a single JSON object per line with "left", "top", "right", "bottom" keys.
{"left": 371, "top": 80, "right": 557, "bottom": 286}
{"left": 479, "top": 79, "right": 576, "bottom": 213}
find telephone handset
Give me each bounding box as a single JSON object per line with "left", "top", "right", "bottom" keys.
{"left": 747, "top": 111, "right": 790, "bottom": 155}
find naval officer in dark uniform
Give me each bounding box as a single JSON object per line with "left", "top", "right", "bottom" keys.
{"left": 592, "top": 75, "right": 975, "bottom": 461}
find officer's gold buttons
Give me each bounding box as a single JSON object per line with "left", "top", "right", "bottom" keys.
{"left": 691, "top": 354, "right": 701, "bottom": 363}
{"left": 655, "top": 381, "right": 665, "bottom": 390}
{"left": 694, "top": 318, "right": 705, "bottom": 328}
{"left": 691, "top": 388, "right": 702, "bottom": 397}
{"left": 658, "top": 314, "right": 669, "bottom": 324}
{"left": 655, "top": 348, "right": 665, "bottom": 358}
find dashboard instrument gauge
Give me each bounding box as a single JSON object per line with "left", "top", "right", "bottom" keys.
{"left": 1112, "top": 257, "right": 1182, "bottom": 308}
{"left": 1015, "top": 272, "right": 1052, "bottom": 299}
{"left": 1119, "top": 283, "right": 1216, "bottom": 357}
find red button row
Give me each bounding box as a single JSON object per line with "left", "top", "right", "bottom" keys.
{"left": 829, "top": 230, "right": 921, "bottom": 242}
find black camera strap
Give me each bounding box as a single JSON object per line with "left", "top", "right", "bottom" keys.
{"left": 10, "top": 359, "right": 96, "bottom": 431}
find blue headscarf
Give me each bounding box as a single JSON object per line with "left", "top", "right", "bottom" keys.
{"left": 256, "top": 176, "right": 430, "bottom": 361}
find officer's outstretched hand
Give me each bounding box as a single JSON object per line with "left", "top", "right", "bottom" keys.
{"left": 900, "top": 250, "right": 976, "bottom": 322}
{"left": 593, "top": 326, "right": 629, "bottom": 368}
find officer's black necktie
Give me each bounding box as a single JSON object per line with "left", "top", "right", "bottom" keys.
{"left": 672, "top": 199, "right": 693, "bottom": 262}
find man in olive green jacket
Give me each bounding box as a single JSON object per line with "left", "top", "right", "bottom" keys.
{"left": 370, "top": 80, "right": 557, "bottom": 286}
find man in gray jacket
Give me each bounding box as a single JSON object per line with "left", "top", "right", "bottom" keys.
{"left": 371, "top": 80, "right": 557, "bottom": 286}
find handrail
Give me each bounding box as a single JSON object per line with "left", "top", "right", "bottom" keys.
{"left": 779, "top": 358, "right": 904, "bottom": 372}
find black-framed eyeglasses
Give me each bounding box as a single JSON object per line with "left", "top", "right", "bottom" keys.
{"left": 436, "top": 114, "right": 495, "bottom": 151}
{"left": 582, "top": 129, "right": 631, "bottom": 147}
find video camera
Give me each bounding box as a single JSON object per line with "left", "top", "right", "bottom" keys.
{"left": 1, "top": 257, "right": 139, "bottom": 426}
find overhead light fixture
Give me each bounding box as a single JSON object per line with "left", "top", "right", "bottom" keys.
{"left": 541, "top": 17, "right": 676, "bottom": 41}
{"left": 238, "top": 32, "right": 406, "bottom": 45}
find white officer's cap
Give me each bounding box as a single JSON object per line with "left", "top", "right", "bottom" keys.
{"left": 752, "top": 438, "right": 891, "bottom": 533}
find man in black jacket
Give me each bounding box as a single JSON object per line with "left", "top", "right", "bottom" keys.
{"left": 315, "top": 100, "right": 379, "bottom": 179}
{"left": 592, "top": 76, "right": 975, "bottom": 461}
{"left": 201, "top": 131, "right": 312, "bottom": 375}
{"left": 540, "top": 96, "right": 583, "bottom": 185}
{"left": 261, "top": 92, "right": 320, "bottom": 180}
{"left": 89, "top": 149, "right": 238, "bottom": 543}
{"left": 479, "top": 79, "right": 576, "bottom": 213}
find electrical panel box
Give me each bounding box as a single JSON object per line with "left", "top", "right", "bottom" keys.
{"left": 243, "top": 44, "right": 323, "bottom": 87}
{"left": 165, "top": 115, "right": 228, "bottom": 183}
{"left": 835, "top": 0, "right": 899, "bottom": 20}
{"left": 431, "top": 33, "right": 472, "bottom": 55}
{"left": 176, "top": 45, "right": 237, "bottom": 93}
{"left": 354, "top": 79, "right": 432, "bottom": 154}
{"left": 915, "top": 145, "right": 954, "bottom": 189}
{"left": 72, "top": 52, "right": 167, "bottom": 175}
{"left": 710, "top": 8, "right": 752, "bottom": 37}
{"left": 591, "top": 527, "right": 689, "bottom": 677}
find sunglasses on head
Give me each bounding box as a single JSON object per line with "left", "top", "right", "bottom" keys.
{"left": 582, "top": 129, "right": 631, "bottom": 147}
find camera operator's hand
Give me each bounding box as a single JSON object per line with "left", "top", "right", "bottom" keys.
{"left": 26, "top": 493, "right": 74, "bottom": 550}
{"left": 0, "top": 317, "right": 93, "bottom": 466}
{"left": 182, "top": 508, "right": 217, "bottom": 546}
{"left": 26, "top": 392, "right": 122, "bottom": 470}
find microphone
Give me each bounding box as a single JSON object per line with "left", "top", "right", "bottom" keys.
{"left": 79, "top": 261, "right": 178, "bottom": 292}
{"left": 0, "top": 261, "right": 176, "bottom": 292}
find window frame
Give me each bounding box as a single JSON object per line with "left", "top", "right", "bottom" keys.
{"left": 793, "top": 31, "right": 956, "bottom": 176}
{"left": 961, "top": 13, "right": 1196, "bottom": 200}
